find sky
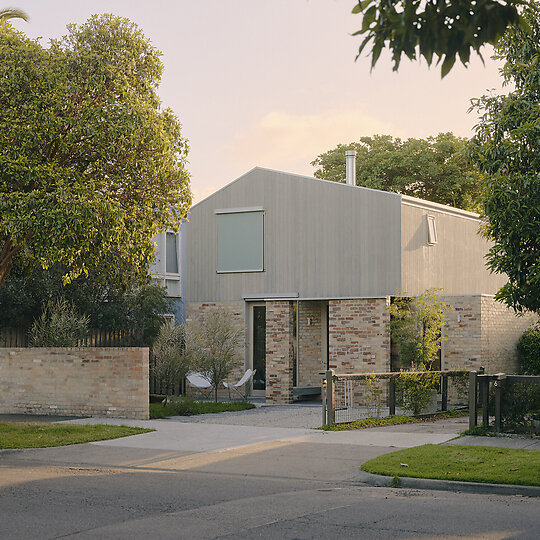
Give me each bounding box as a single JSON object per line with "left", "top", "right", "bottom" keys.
{"left": 13, "top": 0, "right": 506, "bottom": 204}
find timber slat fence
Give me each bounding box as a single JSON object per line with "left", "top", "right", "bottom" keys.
{"left": 322, "top": 369, "right": 469, "bottom": 426}
{"left": 0, "top": 327, "right": 144, "bottom": 348}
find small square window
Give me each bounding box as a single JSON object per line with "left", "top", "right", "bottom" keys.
{"left": 427, "top": 215, "right": 438, "bottom": 245}
{"left": 216, "top": 209, "right": 264, "bottom": 273}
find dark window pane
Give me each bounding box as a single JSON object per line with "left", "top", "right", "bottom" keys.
{"left": 166, "top": 233, "right": 179, "bottom": 274}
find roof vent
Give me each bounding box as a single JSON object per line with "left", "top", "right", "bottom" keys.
{"left": 345, "top": 150, "right": 356, "bottom": 186}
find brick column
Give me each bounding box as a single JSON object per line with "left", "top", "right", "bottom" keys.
{"left": 328, "top": 298, "right": 390, "bottom": 373}
{"left": 266, "top": 301, "right": 294, "bottom": 403}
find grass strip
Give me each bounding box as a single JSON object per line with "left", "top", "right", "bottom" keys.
{"left": 321, "top": 408, "right": 467, "bottom": 431}
{"left": 150, "top": 399, "right": 255, "bottom": 419}
{"left": 0, "top": 422, "right": 153, "bottom": 449}
{"left": 361, "top": 444, "right": 540, "bottom": 486}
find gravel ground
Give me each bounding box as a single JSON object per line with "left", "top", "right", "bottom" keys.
{"left": 167, "top": 402, "right": 325, "bottom": 429}
{"left": 165, "top": 402, "right": 412, "bottom": 429}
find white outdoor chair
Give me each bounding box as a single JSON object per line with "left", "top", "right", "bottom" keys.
{"left": 223, "top": 369, "right": 256, "bottom": 400}
{"left": 186, "top": 372, "right": 213, "bottom": 399}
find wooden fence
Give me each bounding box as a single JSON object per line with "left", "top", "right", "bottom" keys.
{"left": 0, "top": 327, "right": 144, "bottom": 348}
{"left": 322, "top": 369, "right": 469, "bottom": 426}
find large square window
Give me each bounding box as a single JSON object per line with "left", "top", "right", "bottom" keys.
{"left": 216, "top": 208, "right": 264, "bottom": 273}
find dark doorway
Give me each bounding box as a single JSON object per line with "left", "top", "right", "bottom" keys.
{"left": 252, "top": 305, "right": 266, "bottom": 391}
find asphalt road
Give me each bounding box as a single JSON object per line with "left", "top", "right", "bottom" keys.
{"left": 1, "top": 414, "right": 539, "bottom": 539}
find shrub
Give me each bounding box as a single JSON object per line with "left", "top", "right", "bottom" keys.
{"left": 186, "top": 310, "right": 242, "bottom": 402}
{"left": 499, "top": 382, "right": 540, "bottom": 433}
{"left": 517, "top": 326, "right": 540, "bottom": 375}
{"left": 395, "top": 368, "right": 439, "bottom": 415}
{"left": 152, "top": 320, "right": 190, "bottom": 394}
{"left": 29, "top": 298, "right": 89, "bottom": 347}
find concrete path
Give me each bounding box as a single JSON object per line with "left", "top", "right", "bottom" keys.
{"left": 60, "top": 414, "right": 467, "bottom": 454}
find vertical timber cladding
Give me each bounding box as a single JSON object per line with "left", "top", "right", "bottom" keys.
{"left": 266, "top": 301, "right": 295, "bottom": 403}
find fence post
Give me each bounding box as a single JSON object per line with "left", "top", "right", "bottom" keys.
{"left": 477, "top": 366, "right": 485, "bottom": 409}
{"left": 389, "top": 377, "right": 396, "bottom": 416}
{"left": 441, "top": 374, "right": 448, "bottom": 412}
{"left": 494, "top": 373, "right": 506, "bottom": 432}
{"left": 321, "top": 379, "right": 327, "bottom": 426}
{"left": 326, "top": 370, "right": 335, "bottom": 425}
{"left": 469, "top": 371, "right": 478, "bottom": 429}
{"left": 481, "top": 376, "right": 489, "bottom": 428}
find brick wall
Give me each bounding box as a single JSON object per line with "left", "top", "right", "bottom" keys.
{"left": 0, "top": 348, "right": 148, "bottom": 419}
{"left": 185, "top": 302, "right": 246, "bottom": 394}
{"left": 297, "top": 301, "right": 325, "bottom": 387}
{"left": 328, "top": 298, "right": 390, "bottom": 373}
{"left": 266, "top": 301, "right": 294, "bottom": 403}
{"left": 442, "top": 296, "right": 483, "bottom": 372}
{"left": 481, "top": 295, "right": 537, "bottom": 373}
{"left": 442, "top": 295, "right": 537, "bottom": 374}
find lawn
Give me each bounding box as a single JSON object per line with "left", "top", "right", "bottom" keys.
{"left": 321, "top": 409, "right": 467, "bottom": 431}
{"left": 0, "top": 422, "right": 153, "bottom": 449}
{"left": 361, "top": 444, "right": 540, "bottom": 486}
{"left": 150, "top": 398, "right": 255, "bottom": 418}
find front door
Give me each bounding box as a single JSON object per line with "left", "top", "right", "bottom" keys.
{"left": 251, "top": 304, "right": 266, "bottom": 396}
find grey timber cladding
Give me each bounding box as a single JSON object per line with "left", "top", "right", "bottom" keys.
{"left": 400, "top": 200, "right": 506, "bottom": 296}
{"left": 185, "top": 168, "right": 402, "bottom": 302}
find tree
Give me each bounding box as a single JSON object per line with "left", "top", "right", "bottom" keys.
{"left": 389, "top": 289, "right": 451, "bottom": 369}
{"left": 186, "top": 311, "right": 242, "bottom": 402}
{"left": 0, "top": 262, "right": 171, "bottom": 345}
{"left": 468, "top": 5, "right": 540, "bottom": 314}
{"left": 351, "top": 0, "right": 523, "bottom": 77}
{"left": 0, "top": 14, "right": 191, "bottom": 288}
{"left": 0, "top": 8, "right": 28, "bottom": 22}
{"left": 312, "top": 133, "right": 482, "bottom": 211}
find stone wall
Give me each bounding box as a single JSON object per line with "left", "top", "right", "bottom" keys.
{"left": 0, "top": 348, "right": 148, "bottom": 419}
{"left": 297, "top": 301, "right": 325, "bottom": 387}
{"left": 266, "top": 301, "right": 295, "bottom": 403}
{"left": 328, "top": 298, "right": 391, "bottom": 373}
{"left": 185, "top": 302, "right": 246, "bottom": 395}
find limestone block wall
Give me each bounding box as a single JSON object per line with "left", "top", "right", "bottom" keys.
{"left": 328, "top": 298, "right": 391, "bottom": 373}
{"left": 185, "top": 302, "right": 246, "bottom": 390}
{"left": 0, "top": 348, "right": 149, "bottom": 419}
{"left": 297, "top": 301, "right": 325, "bottom": 387}
{"left": 266, "top": 301, "right": 294, "bottom": 403}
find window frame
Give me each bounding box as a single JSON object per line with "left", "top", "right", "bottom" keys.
{"left": 427, "top": 215, "right": 438, "bottom": 245}
{"left": 215, "top": 207, "right": 265, "bottom": 274}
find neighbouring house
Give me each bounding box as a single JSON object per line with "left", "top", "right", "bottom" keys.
{"left": 182, "top": 161, "right": 536, "bottom": 403}
{"left": 150, "top": 230, "right": 185, "bottom": 322}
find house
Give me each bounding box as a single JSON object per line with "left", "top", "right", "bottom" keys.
{"left": 150, "top": 231, "right": 185, "bottom": 322}
{"left": 183, "top": 163, "right": 536, "bottom": 403}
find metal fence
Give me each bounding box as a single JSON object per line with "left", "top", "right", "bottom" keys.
{"left": 468, "top": 371, "right": 540, "bottom": 433}
{"left": 322, "top": 369, "right": 470, "bottom": 426}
